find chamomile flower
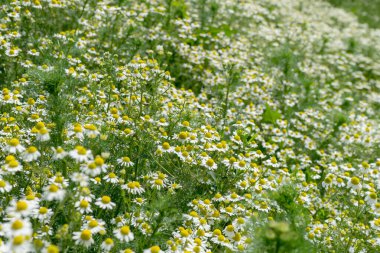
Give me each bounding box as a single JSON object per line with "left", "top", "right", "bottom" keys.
{"left": 122, "top": 181, "right": 145, "bottom": 194}
{"left": 114, "top": 225, "right": 134, "bottom": 242}
{"left": 75, "top": 199, "right": 92, "bottom": 214}
{"left": 101, "top": 238, "right": 114, "bottom": 252}
{"left": 83, "top": 124, "right": 100, "bottom": 137}
{"left": 43, "top": 184, "right": 65, "bottom": 201}
{"left": 70, "top": 146, "right": 93, "bottom": 163}
{"left": 0, "top": 178, "right": 12, "bottom": 193}
{"left": 73, "top": 229, "right": 94, "bottom": 248}
{"left": 3, "top": 156, "right": 23, "bottom": 174}
{"left": 22, "top": 146, "right": 41, "bottom": 162}
{"left": 83, "top": 218, "right": 105, "bottom": 234}
{"left": 52, "top": 146, "right": 67, "bottom": 159}
{"left": 4, "top": 138, "right": 25, "bottom": 153}
{"left": 32, "top": 206, "right": 53, "bottom": 222}
{"left": 3, "top": 218, "right": 33, "bottom": 237}
{"left": 95, "top": 196, "right": 116, "bottom": 210}
{"left": 202, "top": 158, "right": 217, "bottom": 170}
{"left": 143, "top": 245, "right": 163, "bottom": 253}
{"left": 4, "top": 235, "right": 32, "bottom": 253}
{"left": 104, "top": 173, "right": 119, "bottom": 183}
{"left": 36, "top": 127, "right": 50, "bottom": 141}
{"left": 117, "top": 156, "right": 134, "bottom": 167}
{"left": 348, "top": 176, "right": 362, "bottom": 191}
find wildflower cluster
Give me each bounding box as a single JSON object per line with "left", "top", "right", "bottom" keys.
{"left": 0, "top": 0, "right": 379, "bottom": 252}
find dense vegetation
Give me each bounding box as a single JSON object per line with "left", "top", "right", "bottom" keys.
{"left": 0, "top": 0, "right": 379, "bottom": 252}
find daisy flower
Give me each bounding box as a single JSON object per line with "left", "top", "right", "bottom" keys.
{"left": 3, "top": 157, "right": 23, "bottom": 174}
{"left": 114, "top": 225, "right": 134, "bottom": 242}
{"left": 3, "top": 218, "right": 33, "bottom": 237}
{"left": 143, "top": 246, "right": 163, "bottom": 253}
{"left": 0, "top": 178, "right": 12, "bottom": 193}
{"left": 95, "top": 196, "right": 116, "bottom": 210}
{"left": 22, "top": 146, "right": 41, "bottom": 162}
{"left": 42, "top": 245, "right": 60, "bottom": 253}
{"left": 101, "top": 238, "right": 114, "bottom": 252}
{"left": 75, "top": 199, "right": 92, "bottom": 214}
{"left": 117, "top": 156, "right": 134, "bottom": 167}
{"left": 83, "top": 124, "right": 100, "bottom": 137}
{"left": 104, "top": 173, "right": 119, "bottom": 184}
{"left": 52, "top": 146, "right": 67, "bottom": 160}
{"left": 4, "top": 235, "right": 32, "bottom": 253}
{"left": 73, "top": 229, "right": 94, "bottom": 248}
{"left": 4, "top": 138, "right": 25, "bottom": 153}
{"left": 43, "top": 184, "right": 65, "bottom": 201}
{"left": 348, "top": 176, "right": 362, "bottom": 191}
{"left": 122, "top": 181, "right": 145, "bottom": 194}
{"left": 7, "top": 200, "right": 36, "bottom": 218}
{"left": 70, "top": 146, "right": 93, "bottom": 163}
{"left": 36, "top": 127, "right": 50, "bottom": 141}
{"left": 32, "top": 206, "right": 53, "bottom": 222}
{"left": 83, "top": 218, "right": 105, "bottom": 234}
{"left": 202, "top": 158, "right": 217, "bottom": 170}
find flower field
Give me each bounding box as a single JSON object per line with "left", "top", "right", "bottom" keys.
{"left": 0, "top": 0, "right": 380, "bottom": 252}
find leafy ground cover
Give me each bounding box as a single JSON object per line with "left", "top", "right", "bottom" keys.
{"left": 0, "top": 0, "right": 379, "bottom": 252}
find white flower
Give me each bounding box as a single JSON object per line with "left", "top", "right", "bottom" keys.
{"left": 202, "top": 158, "right": 217, "bottom": 170}
{"left": 3, "top": 218, "right": 33, "bottom": 237}
{"left": 52, "top": 147, "right": 67, "bottom": 160}
{"left": 43, "top": 184, "right": 65, "bottom": 201}
{"left": 32, "top": 207, "right": 53, "bottom": 222}
{"left": 73, "top": 230, "right": 94, "bottom": 248}
{"left": 70, "top": 146, "right": 93, "bottom": 163}
{"left": 4, "top": 138, "right": 25, "bottom": 153}
{"left": 7, "top": 200, "right": 37, "bottom": 218}
{"left": 95, "top": 196, "right": 116, "bottom": 210}
{"left": 122, "top": 181, "right": 145, "bottom": 194}
{"left": 113, "top": 226, "right": 134, "bottom": 242}
{"left": 36, "top": 127, "right": 51, "bottom": 141}
{"left": 0, "top": 179, "right": 12, "bottom": 193}
{"left": 83, "top": 218, "right": 105, "bottom": 234}
{"left": 75, "top": 199, "right": 92, "bottom": 214}
{"left": 103, "top": 173, "right": 119, "bottom": 184}
{"left": 347, "top": 177, "right": 362, "bottom": 191}
{"left": 22, "top": 146, "right": 41, "bottom": 162}
{"left": 143, "top": 246, "right": 163, "bottom": 253}
{"left": 370, "top": 218, "right": 380, "bottom": 230}
{"left": 101, "top": 238, "right": 114, "bottom": 252}
{"left": 117, "top": 156, "right": 134, "bottom": 167}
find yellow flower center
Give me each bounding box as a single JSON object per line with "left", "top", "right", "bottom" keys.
{"left": 76, "top": 146, "right": 87, "bottom": 155}
{"left": 351, "top": 177, "right": 360, "bottom": 185}
{"left": 27, "top": 146, "right": 37, "bottom": 153}
{"left": 9, "top": 160, "right": 19, "bottom": 168}
{"left": 80, "top": 200, "right": 89, "bottom": 208}
{"left": 12, "top": 220, "right": 24, "bottom": 230}
{"left": 39, "top": 207, "right": 48, "bottom": 214}
{"left": 150, "top": 246, "right": 161, "bottom": 253}
{"left": 13, "top": 235, "right": 25, "bottom": 245}
{"left": 101, "top": 196, "right": 111, "bottom": 204}
{"left": 8, "top": 138, "right": 20, "bottom": 146}
{"left": 49, "top": 184, "right": 59, "bottom": 192}
{"left": 120, "top": 226, "right": 130, "bottom": 235}
{"left": 16, "top": 201, "right": 28, "bottom": 211}
{"left": 46, "top": 245, "right": 59, "bottom": 253}
{"left": 89, "top": 220, "right": 98, "bottom": 228}
{"left": 80, "top": 230, "right": 92, "bottom": 241}
{"left": 206, "top": 159, "right": 214, "bottom": 167}
{"left": 154, "top": 179, "right": 163, "bottom": 186}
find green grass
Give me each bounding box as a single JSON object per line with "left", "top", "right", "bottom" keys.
{"left": 326, "top": 0, "right": 380, "bottom": 28}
